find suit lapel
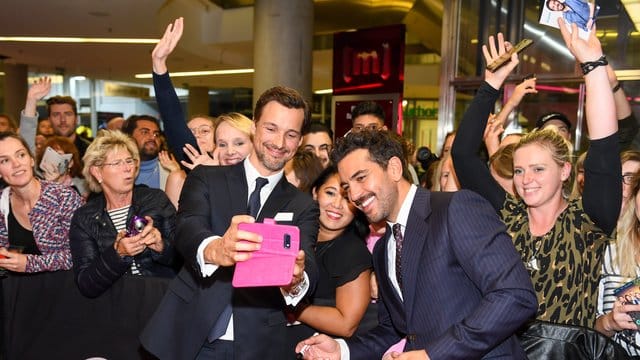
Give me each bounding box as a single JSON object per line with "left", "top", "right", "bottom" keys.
{"left": 257, "top": 177, "right": 292, "bottom": 221}
{"left": 402, "top": 188, "right": 431, "bottom": 322}
{"left": 226, "top": 164, "right": 250, "bottom": 217}
{"left": 375, "top": 226, "right": 404, "bottom": 305}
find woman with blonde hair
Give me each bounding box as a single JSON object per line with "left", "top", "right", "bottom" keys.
{"left": 596, "top": 172, "right": 640, "bottom": 355}
{"left": 69, "top": 130, "right": 178, "bottom": 298}
{"left": 451, "top": 25, "right": 620, "bottom": 327}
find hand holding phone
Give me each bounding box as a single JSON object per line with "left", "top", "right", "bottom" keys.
{"left": 233, "top": 218, "right": 300, "bottom": 287}
{"left": 486, "top": 39, "right": 534, "bottom": 72}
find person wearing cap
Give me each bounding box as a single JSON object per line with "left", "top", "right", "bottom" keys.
{"left": 536, "top": 112, "right": 573, "bottom": 141}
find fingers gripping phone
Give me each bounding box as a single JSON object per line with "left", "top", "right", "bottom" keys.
{"left": 232, "top": 218, "right": 300, "bottom": 288}
{"left": 486, "top": 38, "right": 534, "bottom": 72}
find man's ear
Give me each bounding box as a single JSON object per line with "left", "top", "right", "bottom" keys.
{"left": 387, "top": 156, "right": 404, "bottom": 181}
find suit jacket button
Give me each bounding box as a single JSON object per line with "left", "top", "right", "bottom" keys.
{"left": 407, "top": 334, "right": 417, "bottom": 343}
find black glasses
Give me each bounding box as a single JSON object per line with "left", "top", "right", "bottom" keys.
{"left": 622, "top": 173, "right": 635, "bottom": 186}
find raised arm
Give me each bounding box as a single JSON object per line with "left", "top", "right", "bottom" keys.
{"left": 484, "top": 77, "right": 537, "bottom": 156}
{"left": 559, "top": 19, "right": 621, "bottom": 234}
{"left": 451, "top": 33, "right": 518, "bottom": 212}
{"left": 151, "top": 17, "right": 197, "bottom": 163}
{"left": 606, "top": 65, "right": 638, "bottom": 151}
{"left": 20, "top": 77, "right": 51, "bottom": 153}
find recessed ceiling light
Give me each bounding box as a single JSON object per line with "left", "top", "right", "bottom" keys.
{"left": 0, "top": 36, "right": 157, "bottom": 44}
{"left": 134, "top": 69, "right": 254, "bottom": 78}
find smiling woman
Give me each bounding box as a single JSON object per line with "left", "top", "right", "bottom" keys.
{"left": 0, "top": 131, "right": 84, "bottom": 273}
{"left": 451, "top": 29, "right": 620, "bottom": 328}
{"left": 69, "top": 130, "right": 179, "bottom": 298}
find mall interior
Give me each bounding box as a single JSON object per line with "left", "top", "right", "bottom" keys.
{"left": 0, "top": 0, "right": 638, "bottom": 153}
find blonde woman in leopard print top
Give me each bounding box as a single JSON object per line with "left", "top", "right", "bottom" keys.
{"left": 451, "top": 24, "right": 620, "bottom": 328}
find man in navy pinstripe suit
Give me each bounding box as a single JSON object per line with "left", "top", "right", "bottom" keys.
{"left": 296, "top": 130, "right": 537, "bottom": 359}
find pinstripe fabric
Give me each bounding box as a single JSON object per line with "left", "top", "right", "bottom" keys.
{"left": 347, "top": 188, "right": 537, "bottom": 359}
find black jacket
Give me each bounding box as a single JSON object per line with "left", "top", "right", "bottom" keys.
{"left": 69, "top": 186, "right": 179, "bottom": 298}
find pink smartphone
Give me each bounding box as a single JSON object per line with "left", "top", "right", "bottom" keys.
{"left": 232, "top": 218, "right": 300, "bottom": 288}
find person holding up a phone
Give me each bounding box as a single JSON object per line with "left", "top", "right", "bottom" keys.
{"left": 69, "top": 130, "right": 178, "bottom": 298}
{"left": 0, "top": 132, "right": 84, "bottom": 273}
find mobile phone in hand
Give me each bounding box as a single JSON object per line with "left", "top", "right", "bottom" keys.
{"left": 486, "top": 39, "right": 534, "bottom": 73}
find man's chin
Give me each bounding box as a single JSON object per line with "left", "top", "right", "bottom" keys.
{"left": 140, "top": 151, "right": 159, "bottom": 161}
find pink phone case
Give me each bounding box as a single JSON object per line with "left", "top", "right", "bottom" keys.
{"left": 232, "top": 218, "right": 300, "bottom": 288}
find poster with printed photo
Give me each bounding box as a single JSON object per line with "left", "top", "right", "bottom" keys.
{"left": 539, "top": 0, "right": 599, "bottom": 40}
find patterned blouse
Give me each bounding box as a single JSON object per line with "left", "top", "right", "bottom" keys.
{"left": 0, "top": 181, "right": 84, "bottom": 272}
{"left": 501, "top": 195, "right": 611, "bottom": 328}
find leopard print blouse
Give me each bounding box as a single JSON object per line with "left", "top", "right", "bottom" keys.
{"left": 500, "top": 195, "right": 611, "bottom": 328}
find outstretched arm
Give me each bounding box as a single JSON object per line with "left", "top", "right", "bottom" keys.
{"left": 451, "top": 33, "right": 518, "bottom": 212}
{"left": 484, "top": 77, "right": 537, "bottom": 156}
{"left": 606, "top": 65, "right": 637, "bottom": 151}
{"left": 20, "top": 77, "right": 51, "bottom": 153}
{"left": 558, "top": 19, "right": 621, "bottom": 235}
{"left": 151, "top": 17, "right": 197, "bottom": 163}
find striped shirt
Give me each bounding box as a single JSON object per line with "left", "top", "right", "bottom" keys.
{"left": 597, "top": 243, "right": 640, "bottom": 356}
{"left": 107, "top": 206, "right": 141, "bottom": 276}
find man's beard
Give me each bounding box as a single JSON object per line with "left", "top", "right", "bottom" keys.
{"left": 140, "top": 142, "right": 159, "bottom": 161}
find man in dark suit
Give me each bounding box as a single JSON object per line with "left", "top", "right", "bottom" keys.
{"left": 296, "top": 130, "right": 537, "bottom": 359}
{"left": 140, "top": 86, "right": 319, "bottom": 360}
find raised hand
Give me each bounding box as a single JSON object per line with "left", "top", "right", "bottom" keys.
{"left": 152, "top": 17, "right": 184, "bottom": 74}
{"left": 558, "top": 18, "right": 602, "bottom": 63}
{"left": 28, "top": 77, "right": 52, "bottom": 101}
{"left": 512, "top": 77, "right": 538, "bottom": 104}
{"left": 158, "top": 150, "right": 181, "bottom": 172}
{"left": 483, "top": 114, "right": 503, "bottom": 156}
{"left": 25, "top": 77, "right": 52, "bottom": 117}
{"left": 482, "top": 33, "right": 520, "bottom": 90}
{"left": 180, "top": 143, "right": 218, "bottom": 170}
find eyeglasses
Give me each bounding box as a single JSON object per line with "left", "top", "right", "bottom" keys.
{"left": 101, "top": 158, "right": 138, "bottom": 169}
{"left": 189, "top": 125, "right": 213, "bottom": 137}
{"left": 622, "top": 173, "right": 635, "bottom": 186}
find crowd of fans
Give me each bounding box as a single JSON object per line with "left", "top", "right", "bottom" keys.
{"left": 1, "top": 15, "right": 640, "bottom": 360}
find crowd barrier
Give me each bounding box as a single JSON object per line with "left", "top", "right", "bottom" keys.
{"left": 1, "top": 270, "right": 169, "bottom": 360}
{"left": 0, "top": 270, "right": 634, "bottom": 360}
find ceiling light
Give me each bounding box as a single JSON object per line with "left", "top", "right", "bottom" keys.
{"left": 620, "top": 0, "right": 640, "bottom": 32}
{"left": 0, "top": 36, "right": 158, "bottom": 44}
{"left": 314, "top": 88, "right": 333, "bottom": 94}
{"left": 134, "top": 69, "right": 254, "bottom": 78}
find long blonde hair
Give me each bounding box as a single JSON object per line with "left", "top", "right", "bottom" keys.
{"left": 616, "top": 170, "right": 640, "bottom": 277}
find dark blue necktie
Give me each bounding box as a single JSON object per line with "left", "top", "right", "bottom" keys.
{"left": 393, "top": 223, "right": 404, "bottom": 292}
{"left": 248, "top": 177, "right": 269, "bottom": 218}
{"left": 208, "top": 177, "right": 269, "bottom": 342}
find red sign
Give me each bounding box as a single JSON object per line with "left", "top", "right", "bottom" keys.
{"left": 333, "top": 24, "right": 405, "bottom": 95}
